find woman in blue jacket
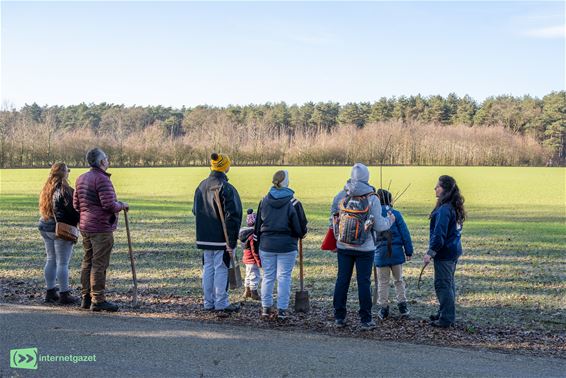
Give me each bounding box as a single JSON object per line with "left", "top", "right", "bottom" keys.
{"left": 423, "top": 175, "right": 466, "bottom": 328}
{"left": 374, "top": 189, "right": 413, "bottom": 320}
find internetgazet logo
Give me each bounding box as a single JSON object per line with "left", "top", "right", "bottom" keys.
{"left": 10, "top": 347, "right": 96, "bottom": 370}
{"left": 10, "top": 348, "right": 38, "bottom": 370}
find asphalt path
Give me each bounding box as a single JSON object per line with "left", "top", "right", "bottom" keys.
{"left": 1, "top": 304, "right": 565, "bottom": 377}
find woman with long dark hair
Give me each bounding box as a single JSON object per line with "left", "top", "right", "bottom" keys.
{"left": 423, "top": 175, "right": 466, "bottom": 328}
{"left": 38, "top": 163, "right": 80, "bottom": 304}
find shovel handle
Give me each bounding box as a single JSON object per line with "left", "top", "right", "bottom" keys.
{"left": 299, "top": 239, "right": 304, "bottom": 292}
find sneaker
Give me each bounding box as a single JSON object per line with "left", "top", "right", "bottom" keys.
{"left": 430, "top": 320, "right": 453, "bottom": 329}
{"left": 360, "top": 320, "right": 377, "bottom": 331}
{"left": 377, "top": 306, "right": 389, "bottom": 320}
{"left": 91, "top": 301, "right": 119, "bottom": 312}
{"left": 398, "top": 302, "right": 410, "bottom": 317}
{"left": 261, "top": 307, "right": 271, "bottom": 319}
{"left": 203, "top": 306, "right": 215, "bottom": 312}
{"left": 335, "top": 319, "right": 347, "bottom": 328}
{"left": 216, "top": 303, "right": 240, "bottom": 313}
{"left": 250, "top": 289, "right": 260, "bottom": 301}
{"left": 45, "top": 288, "right": 59, "bottom": 303}
{"left": 80, "top": 295, "right": 91, "bottom": 310}
{"left": 277, "top": 309, "right": 288, "bottom": 320}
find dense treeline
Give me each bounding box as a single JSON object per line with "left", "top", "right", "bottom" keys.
{"left": 0, "top": 92, "right": 563, "bottom": 167}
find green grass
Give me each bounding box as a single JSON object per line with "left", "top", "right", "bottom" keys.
{"left": 1, "top": 166, "right": 565, "bottom": 330}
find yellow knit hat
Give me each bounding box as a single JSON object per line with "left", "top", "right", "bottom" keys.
{"left": 210, "top": 152, "right": 231, "bottom": 172}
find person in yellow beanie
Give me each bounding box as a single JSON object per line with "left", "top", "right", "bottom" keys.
{"left": 193, "top": 152, "right": 242, "bottom": 313}
{"left": 210, "top": 153, "right": 231, "bottom": 173}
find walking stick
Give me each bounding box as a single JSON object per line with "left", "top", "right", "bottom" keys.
{"left": 123, "top": 209, "right": 139, "bottom": 307}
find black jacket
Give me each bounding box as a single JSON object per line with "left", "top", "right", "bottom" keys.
{"left": 192, "top": 171, "right": 243, "bottom": 250}
{"left": 253, "top": 190, "right": 308, "bottom": 253}
{"left": 38, "top": 186, "right": 80, "bottom": 233}
{"left": 53, "top": 186, "right": 80, "bottom": 226}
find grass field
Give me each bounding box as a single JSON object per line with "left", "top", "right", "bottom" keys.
{"left": 1, "top": 166, "right": 565, "bottom": 334}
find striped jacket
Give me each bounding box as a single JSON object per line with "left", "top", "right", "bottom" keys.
{"left": 73, "top": 167, "right": 125, "bottom": 233}
{"left": 192, "top": 171, "right": 243, "bottom": 250}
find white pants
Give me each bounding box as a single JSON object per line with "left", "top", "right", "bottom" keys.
{"left": 202, "top": 250, "right": 230, "bottom": 310}
{"left": 245, "top": 264, "right": 261, "bottom": 290}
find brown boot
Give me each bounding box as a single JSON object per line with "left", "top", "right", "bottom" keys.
{"left": 59, "top": 291, "right": 79, "bottom": 305}
{"left": 244, "top": 287, "right": 252, "bottom": 298}
{"left": 251, "top": 289, "right": 260, "bottom": 301}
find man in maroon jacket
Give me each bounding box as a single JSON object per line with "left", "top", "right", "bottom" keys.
{"left": 74, "top": 148, "right": 128, "bottom": 312}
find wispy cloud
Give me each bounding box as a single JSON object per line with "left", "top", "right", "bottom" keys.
{"left": 523, "top": 25, "right": 565, "bottom": 39}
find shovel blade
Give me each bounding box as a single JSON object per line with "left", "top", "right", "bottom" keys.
{"left": 294, "top": 290, "right": 310, "bottom": 313}
{"left": 229, "top": 265, "right": 243, "bottom": 289}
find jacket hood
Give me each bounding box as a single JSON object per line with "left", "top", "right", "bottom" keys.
{"left": 344, "top": 179, "right": 375, "bottom": 196}
{"left": 265, "top": 187, "right": 294, "bottom": 209}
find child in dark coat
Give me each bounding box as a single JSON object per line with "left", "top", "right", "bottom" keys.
{"left": 239, "top": 209, "right": 261, "bottom": 300}
{"left": 374, "top": 189, "right": 414, "bottom": 320}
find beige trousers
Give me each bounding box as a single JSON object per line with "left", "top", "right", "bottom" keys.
{"left": 377, "top": 264, "right": 407, "bottom": 307}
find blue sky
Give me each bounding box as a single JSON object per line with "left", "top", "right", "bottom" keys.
{"left": 1, "top": 1, "right": 564, "bottom": 108}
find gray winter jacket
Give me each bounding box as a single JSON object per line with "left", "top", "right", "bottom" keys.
{"left": 330, "top": 180, "right": 393, "bottom": 252}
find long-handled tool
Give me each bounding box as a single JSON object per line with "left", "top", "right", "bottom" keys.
{"left": 213, "top": 189, "right": 243, "bottom": 289}
{"left": 372, "top": 264, "right": 378, "bottom": 305}
{"left": 294, "top": 239, "right": 310, "bottom": 313}
{"left": 123, "top": 209, "right": 139, "bottom": 307}
{"left": 417, "top": 261, "right": 430, "bottom": 290}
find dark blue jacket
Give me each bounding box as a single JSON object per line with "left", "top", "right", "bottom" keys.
{"left": 253, "top": 187, "right": 308, "bottom": 253}
{"left": 374, "top": 206, "right": 413, "bottom": 267}
{"left": 192, "top": 171, "right": 243, "bottom": 250}
{"left": 429, "top": 203, "right": 463, "bottom": 261}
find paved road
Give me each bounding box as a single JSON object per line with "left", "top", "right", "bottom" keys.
{"left": 1, "top": 304, "right": 565, "bottom": 377}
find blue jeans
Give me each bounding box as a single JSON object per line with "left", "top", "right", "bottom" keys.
{"left": 434, "top": 258, "right": 458, "bottom": 325}
{"left": 202, "top": 250, "right": 230, "bottom": 310}
{"left": 260, "top": 250, "right": 297, "bottom": 310}
{"left": 40, "top": 231, "right": 75, "bottom": 292}
{"left": 333, "top": 249, "right": 374, "bottom": 323}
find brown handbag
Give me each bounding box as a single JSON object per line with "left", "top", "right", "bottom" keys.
{"left": 52, "top": 195, "right": 80, "bottom": 243}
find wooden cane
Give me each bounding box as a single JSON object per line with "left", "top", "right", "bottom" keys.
{"left": 124, "top": 210, "right": 138, "bottom": 306}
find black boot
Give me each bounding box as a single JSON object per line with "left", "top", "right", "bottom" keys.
{"left": 45, "top": 288, "right": 59, "bottom": 303}
{"left": 81, "top": 295, "right": 92, "bottom": 309}
{"left": 59, "top": 291, "right": 79, "bottom": 305}
{"left": 251, "top": 289, "right": 260, "bottom": 301}
{"left": 91, "top": 300, "right": 119, "bottom": 312}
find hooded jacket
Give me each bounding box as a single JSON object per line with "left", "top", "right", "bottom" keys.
{"left": 253, "top": 187, "right": 308, "bottom": 253}
{"left": 331, "top": 180, "right": 393, "bottom": 252}
{"left": 193, "top": 171, "right": 243, "bottom": 250}
{"left": 374, "top": 205, "right": 413, "bottom": 267}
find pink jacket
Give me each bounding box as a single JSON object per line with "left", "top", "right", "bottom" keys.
{"left": 73, "top": 167, "right": 125, "bottom": 233}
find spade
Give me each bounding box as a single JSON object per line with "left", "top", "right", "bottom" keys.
{"left": 294, "top": 239, "right": 310, "bottom": 313}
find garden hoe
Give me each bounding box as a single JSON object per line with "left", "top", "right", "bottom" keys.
{"left": 123, "top": 209, "right": 139, "bottom": 307}
{"left": 294, "top": 239, "right": 310, "bottom": 313}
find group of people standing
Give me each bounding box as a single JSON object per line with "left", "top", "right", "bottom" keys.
{"left": 37, "top": 149, "right": 466, "bottom": 330}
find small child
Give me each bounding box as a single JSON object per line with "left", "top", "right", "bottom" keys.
{"left": 239, "top": 209, "right": 261, "bottom": 300}
{"left": 375, "top": 189, "right": 414, "bottom": 320}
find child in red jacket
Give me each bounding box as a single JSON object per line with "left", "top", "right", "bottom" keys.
{"left": 239, "top": 209, "right": 261, "bottom": 300}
